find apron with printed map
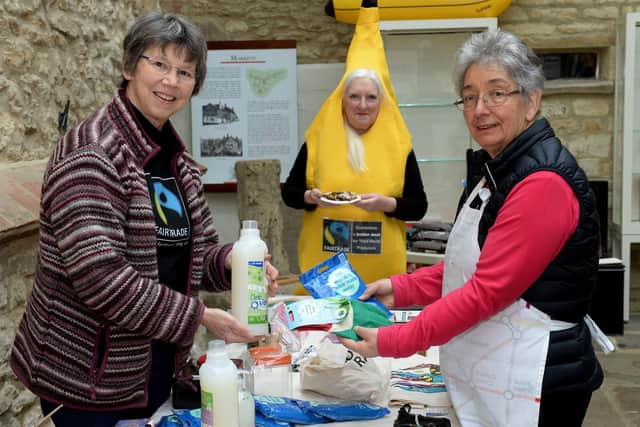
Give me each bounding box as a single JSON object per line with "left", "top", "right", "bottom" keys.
{"left": 439, "top": 178, "right": 550, "bottom": 427}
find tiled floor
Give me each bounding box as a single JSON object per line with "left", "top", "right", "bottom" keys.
{"left": 583, "top": 314, "right": 640, "bottom": 426}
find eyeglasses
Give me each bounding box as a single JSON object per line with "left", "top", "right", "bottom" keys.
{"left": 139, "top": 55, "right": 196, "bottom": 82}
{"left": 454, "top": 88, "right": 522, "bottom": 111}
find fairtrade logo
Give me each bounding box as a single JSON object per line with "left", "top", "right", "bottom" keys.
{"left": 153, "top": 182, "right": 184, "bottom": 225}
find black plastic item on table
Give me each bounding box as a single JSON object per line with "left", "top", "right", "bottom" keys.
{"left": 393, "top": 404, "right": 451, "bottom": 427}
{"left": 171, "top": 379, "right": 201, "bottom": 410}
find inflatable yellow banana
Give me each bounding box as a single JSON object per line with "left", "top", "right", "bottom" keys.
{"left": 330, "top": 0, "right": 512, "bottom": 23}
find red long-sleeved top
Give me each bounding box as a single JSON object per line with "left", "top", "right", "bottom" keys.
{"left": 378, "top": 171, "right": 579, "bottom": 357}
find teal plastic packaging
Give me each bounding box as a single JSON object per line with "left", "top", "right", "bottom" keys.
{"left": 299, "top": 251, "right": 391, "bottom": 316}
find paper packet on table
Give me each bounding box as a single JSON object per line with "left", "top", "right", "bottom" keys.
{"left": 299, "top": 340, "right": 391, "bottom": 406}
{"left": 299, "top": 251, "right": 392, "bottom": 316}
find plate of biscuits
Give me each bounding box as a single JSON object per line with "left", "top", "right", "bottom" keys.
{"left": 320, "top": 191, "right": 361, "bottom": 205}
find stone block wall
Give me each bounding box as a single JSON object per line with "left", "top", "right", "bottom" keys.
{"left": 0, "top": 0, "right": 159, "bottom": 164}
{"left": 3, "top": 0, "right": 640, "bottom": 424}
{"left": 160, "top": 0, "right": 353, "bottom": 64}
{"left": 0, "top": 233, "right": 39, "bottom": 427}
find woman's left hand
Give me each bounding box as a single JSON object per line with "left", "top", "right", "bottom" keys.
{"left": 353, "top": 193, "right": 396, "bottom": 213}
{"left": 337, "top": 326, "right": 380, "bottom": 357}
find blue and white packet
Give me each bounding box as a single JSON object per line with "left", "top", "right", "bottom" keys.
{"left": 255, "top": 412, "right": 293, "bottom": 427}
{"left": 156, "top": 409, "right": 200, "bottom": 427}
{"left": 254, "top": 395, "right": 331, "bottom": 424}
{"left": 299, "top": 251, "right": 392, "bottom": 316}
{"left": 297, "top": 400, "right": 390, "bottom": 421}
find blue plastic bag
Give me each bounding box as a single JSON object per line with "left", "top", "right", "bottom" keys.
{"left": 156, "top": 409, "right": 200, "bottom": 427}
{"left": 254, "top": 395, "right": 330, "bottom": 424}
{"left": 296, "top": 400, "right": 390, "bottom": 421}
{"left": 255, "top": 412, "right": 293, "bottom": 427}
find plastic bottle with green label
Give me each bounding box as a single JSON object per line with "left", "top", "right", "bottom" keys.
{"left": 200, "top": 340, "right": 239, "bottom": 427}
{"left": 231, "top": 220, "right": 269, "bottom": 335}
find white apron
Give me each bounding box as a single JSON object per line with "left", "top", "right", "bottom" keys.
{"left": 439, "top": 178, "right": 551, "bottom": 427}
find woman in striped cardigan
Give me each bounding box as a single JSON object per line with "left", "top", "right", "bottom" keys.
{"left": 10, "top": 12, "right": 278, "bottom": 427}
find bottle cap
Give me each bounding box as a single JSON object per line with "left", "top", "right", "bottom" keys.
{"left": 242, "top": 220, "right": 258, "bottom": 230}
{"left": 207, "top": 339, "right": 227, "bottom": 357}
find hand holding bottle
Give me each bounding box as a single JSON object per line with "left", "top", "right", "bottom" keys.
{"left": 225, "top": 248, "right": 279, "bottom": 296}
{"left": 231, "top": 220, "right": 271, "bottom": 335}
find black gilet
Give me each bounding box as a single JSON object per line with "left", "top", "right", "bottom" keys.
{"left": 459, "top": 118, "right": 600, "bottom": 323}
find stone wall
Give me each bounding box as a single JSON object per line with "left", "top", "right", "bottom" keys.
{"left": 160, "top": 0, "right": 353, "bottom": 64}
{"left": 3, "top": 0, "right": 640, "bottom": 424}
{"left": 0, "top": 233, "right": 39, "bottom": 427}
{"left": 0, "top": 0, "right": 159, "bottom": 164}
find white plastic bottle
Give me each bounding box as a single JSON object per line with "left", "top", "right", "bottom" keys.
{"left": 238, "top": 370, "right": 255, "bottom": 427}
{"left": 231, "top": 220, "right": 269, "bottom": 335}
{"left": 200, "top": 340, "right": 239, "bottom": 427}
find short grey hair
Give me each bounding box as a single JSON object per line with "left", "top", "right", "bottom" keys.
{"left": 121, "top": 12, "right": 207, "bottom": 95}
{"left": 343, "top": 68, "right": 383, "bottom": 100}
{"left": 453, "top": 29, "right": 544, "bottom": 97}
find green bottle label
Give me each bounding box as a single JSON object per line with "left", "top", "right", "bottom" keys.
{"left": 201, "top": 390, "right": 214, "bottom": 426}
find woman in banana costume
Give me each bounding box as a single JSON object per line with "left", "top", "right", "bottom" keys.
{"left": 282, "top": 1, "right": 427, "bottom": 291}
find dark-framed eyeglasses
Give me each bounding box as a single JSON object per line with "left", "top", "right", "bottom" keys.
{"left": 454, "top": 88, "right": 522, "bottom": 111}
{"left": 139, "top": 55, "right": 196, "bottom": 83}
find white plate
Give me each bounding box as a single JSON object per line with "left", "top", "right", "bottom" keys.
{"left": 320, "top": 195, "right": 361, "bottom": 205}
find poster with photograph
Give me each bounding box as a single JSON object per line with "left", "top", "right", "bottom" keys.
{"left": 191, "top": 41, "right": 298, "bottom": 187}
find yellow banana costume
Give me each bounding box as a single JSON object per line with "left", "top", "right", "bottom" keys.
{"left": 296, "top": 6, "right": 412, "bottom": 292}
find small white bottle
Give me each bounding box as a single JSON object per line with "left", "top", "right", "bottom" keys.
{"left": 231, "top": 220, "right": 269, "bottom": 335}
{"left": 200, "top": 340, "right": 239, "bottom": 427}
{"left": 238, "top": 370, "right": 255, "bottom": 427}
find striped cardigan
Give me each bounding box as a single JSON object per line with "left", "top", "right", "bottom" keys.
{"left": 11, "top": 92, "right": 231, "bottom": 410}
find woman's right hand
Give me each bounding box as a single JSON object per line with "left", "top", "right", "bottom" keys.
{"left": 361, "top": 278, "right": 394, "bottom": 308}
{"left": 304, "top": 188, "right": 332, "bottom": 207}
{"left": 201, "top": 307, "right": 257, "bottom": 343}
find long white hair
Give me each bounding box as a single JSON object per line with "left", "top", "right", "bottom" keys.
{"left": 342, "top": 68, "right": 383, "bottom": 172}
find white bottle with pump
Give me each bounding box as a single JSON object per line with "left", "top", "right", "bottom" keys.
{"left": 231, "top": 220, "right": 269, "bottom": 335}
{"left": 199, "top": 340, "right": 240, "bottom": 427}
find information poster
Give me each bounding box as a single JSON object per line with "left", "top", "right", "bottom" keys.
{"left": 191, "top": 41, "right": 298, "bottom": 188}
